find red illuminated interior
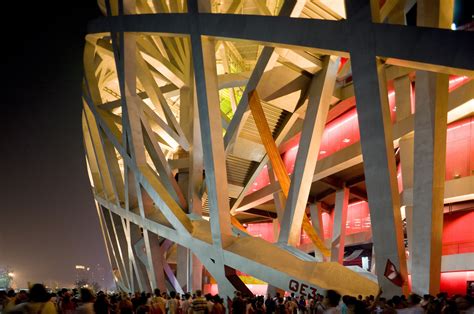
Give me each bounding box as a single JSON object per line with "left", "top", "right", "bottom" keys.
{"left": 440, "top": 271, "right": 474, "bottom": 296}
{"left": 248, "top": 76, "right": 471, "bottom": 195}
{"left": 442, "top": 210, "right": 474, "bottom": 255}
{"left": 241, "top": 75, "right": 473, "bottom": 296}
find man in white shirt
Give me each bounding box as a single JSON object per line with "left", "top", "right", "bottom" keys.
{"left": 322, "top": 290, "right": 341, "bottom": 314}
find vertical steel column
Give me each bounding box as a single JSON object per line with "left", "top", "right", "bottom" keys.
{"left": 411, "top": 0, "right": 452, "bottom": 296}
{"left": 346, "top": 0, "right": 408, "bottom": 297}
{"left": 330, "top": 188, "right": 349, "bottom": 263}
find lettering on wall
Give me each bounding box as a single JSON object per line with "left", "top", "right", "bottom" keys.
{"left": 288, "top": 279, "right": 318, "bottom": 297}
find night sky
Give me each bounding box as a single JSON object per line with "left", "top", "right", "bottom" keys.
{"left": 0, "top": 0, "right": 472, "bottom": 291}
{"left": 0, "top": 1, "right": 112, "bottom": 288}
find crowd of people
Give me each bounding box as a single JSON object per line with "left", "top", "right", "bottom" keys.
{"left": 1, "top": 283, "right": 473, "bottom": 314}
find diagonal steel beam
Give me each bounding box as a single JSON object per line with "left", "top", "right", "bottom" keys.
{"left": 278, "top": 56, "right": 339, "bottom": 246}
{"left": 223, "top": 0, "right": 305, "bottom": 153}
{"left": 248, "top": 90, "right": 330, "bottom": 256}
{"left": 346, "top": 0, "right": 408, "bottom": 297}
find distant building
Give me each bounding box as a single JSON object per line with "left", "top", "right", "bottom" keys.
{"left": 75, "top": 265, "right": 90, "bottom": 284}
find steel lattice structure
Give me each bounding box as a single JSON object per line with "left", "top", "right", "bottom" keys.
{"left": 82, "top": 0, "right": 474, "bottom": 299}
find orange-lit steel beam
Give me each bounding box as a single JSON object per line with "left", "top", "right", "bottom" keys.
{"left": 248, "top": 90, "right": 330, "bottom": 256}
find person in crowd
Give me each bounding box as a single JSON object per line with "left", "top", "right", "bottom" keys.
{"left": 395, "top": 294, "right": 423, "bottom": 314}
{"left": 150, "top": 289, "right": 166, "bottom": 314}
{"left": 175, "top": 294, "right": 182, "bottom": 314}
{"left": 391, "top": 296, "right": 404, "bottom": 311}
{"left": 286, "top": 297, "right": 298, "bottom": 314}
{"left": 255, "top": 296, "right": 265, "bottom": 314}
{"left": 313, "top": 294, "right": 326, "bottom": 314}
{"left": 4, "top": 281, "right": 474, "bottom": 314}
{"left": 3, "top": 287, "right": 20, "bottom": 313}
{"left": 0, "top": 290, "right": 8, "bottom": 313}
{"left": 15, "top": 291, "right": 28, "bottom": 306}
{"left": 297, "top": 296, "right": 307, "bottom": 314}
{"left": 59, "top": 292, "right": 75, "bottom": 314}
{"left": 211, "top": 296, "right": 224, "bottom": 314}
{"left": 232, "top": 291, "right": 246, "bottom": 314}
{"left": 181, "top": 293, "right": 192, "bottom": 314}
{"left": 167, "top": 291, "right": 179, "bottom": 314}
{"left": 131, "top": 293, "right": 142, "bottom": 313}
{"left": 248, "top": 297, "right": 257, "bottom": 314}
{"left": 7, "top": 283, "right": 57, "bottom": 314}
{"left": 136, "top": 294, "right": 150, "bottom": 314}
{"left": 204, "top": 294, "right": 213, "bottom": 314}
{"left": 118, "top": 293, "right": 134, "bottom": 314}
{"left": 340, "top": 296, "right": 350, "bottom": 314}
{"left": 94, "top": 292, "right": 110, "bottom": 314}
{"left": 109, "top": 294, "right": 119, "bottom": 314}
{"left": 190, "top": 290, "right": 208, "bottom": 314}
{"left": 425, "top": 299, "right": 442, "bottom": 314}
{"left": 3, "top": 290, "right": 17, "bottom": 312}
{"left": 322, "top": 290, "right": 341, "bottom": 314}
{"left": 455, "top": 295, "right": 474, "bottom": 313}
{"left": 265, "top": 294, "right": 276, "bottom": 314}
{"left": 275, "top": 298, "right": 287, "bottom": 314}
{"left": 76, "top": 288, "right": 95, "bottom": 314}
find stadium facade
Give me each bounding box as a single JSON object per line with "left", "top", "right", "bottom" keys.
{"left": 82, "top": 0, "right": 474, "bottom": 299}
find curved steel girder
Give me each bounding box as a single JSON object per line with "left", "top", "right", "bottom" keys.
{"left": 96, "top": 195, "right": 379, "bottom": 297}
{"left": 87, "top": 13, "right": 474, "bottom": 75}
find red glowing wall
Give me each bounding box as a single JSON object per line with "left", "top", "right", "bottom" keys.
{"left": 445, "top": 117, "right": 474, "bottom": 180}
{"left": 442, "top": 210, "right": 474, "bottom": 255}
{"left": 247, "top": 76, "right": 470, "bottom": 195}
{"left": 440, "top": 271, "right": 474, "bottom": 296}
{"left": 244, "top": 75, "right": 474, "bottom": 252}
{"left": 245, "top": 222, "right": 275, "bottom": 243}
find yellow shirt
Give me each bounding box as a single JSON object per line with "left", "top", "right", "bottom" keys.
{"left": 9, "top": 301, "right": 57, "bottom": 314}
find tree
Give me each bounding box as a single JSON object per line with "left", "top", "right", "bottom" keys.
{"left": 0, "top": 267, "right": 14, "bottom": 289}
{"left": 91, "top": 282, "right": 101, "bottom": 292}
{"left": 74, "top": 278, "right": 101, "bottom": 292}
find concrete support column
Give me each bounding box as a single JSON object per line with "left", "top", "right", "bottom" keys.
{"left": 176, "top": 169, "right": 191, "bottom": 292}
{"left": 272, "top": 218, "right": 280, "bottom": 242}
{"left": 130, "top": 223, "right": 148, "bottom": 292}
{"left": 346, "top": 0, "right": 408, "bottom": 296}
{"left": 370, "top": 245, "right": 376, "bottom": 274}
{"left": 310, "top": 203, "right": 325, "bottom": 241}
{"left": 149, "top": 235, "right": 167, "bottom": 292}
{"left": 331, "top": 188, "right": 349, "bottom": 263}
{"left": 310, "top": 203, "right": 325, "bottom": 261}
{"left": 177, "top": 82, "right": 204, "bottom": 293}
{"left": 411, "top": 0, "right": 452, "bottom": 296}
{"left": 177, "top": 242, "right": 202, "bottom": 292}
{"left": 176, "top": 169, "right": 203, "bottom": 293}
{"left": 412, "top": 71, "right": 449, "bottom": 295}
{"left": 394, "top": 76, "right": 412, "bottom": 123}
{"left": 190, "top": 254, "right": 203, "bottom": 292}
{"left": 399, "top": 135, "right": 414, "bottom": 271}
{"left": 387, "top": 0, "right": 406, "bottom": 25}
{"left": 177, "top": 245, "right": 190, "bottom": 291}
{"left": 405, "top": 206, "right": 413, "bottom": 273}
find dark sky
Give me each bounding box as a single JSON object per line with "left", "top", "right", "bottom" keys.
{"left": 0, "top": 1, "right": 113, "bottom": 288}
